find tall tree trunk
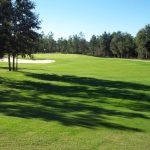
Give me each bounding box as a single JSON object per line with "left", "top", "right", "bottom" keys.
{"left": 12, "top": 54, "right": 15, "bottom": 71}
{"left": 16, "top": 54, "right": 18, "bottom": 71}
{"left": 8, "top": 54, "right": 11, "bottom": 71}
{"left": 146, "top": 50, "right": 148, "bottom": 59}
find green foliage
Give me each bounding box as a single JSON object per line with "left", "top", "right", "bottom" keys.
{"left": 0, "top": 0, "right": 40, "bottom": 71}
{"left": 38, "top": 32, "right": 56, "bottom": 53}
{"left": 36, "top": 31, "right": 138, "bottom": 59}
{"left": 36, "top": 25, "right": 150, "bottom": 60}
{"left": 89, "top": 35, "right": 99, "bottom": 56}
{"left": 0, "top": 0, "right": 13, "bottom": 57}
{"left": 136, "top": 24, "right": 150, "bottom": 59}
{"left": 98, "top": 32, "right": 112, "bottom": 57}
{"left": 110, "top": 32, "right": 136, "bottom": 58}
{"left": 13, "top": 0, "right": 40, "bottom": 56}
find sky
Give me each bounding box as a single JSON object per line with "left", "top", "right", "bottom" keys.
{"left": 34, "top": 0, "right": 150, "bottom": 40}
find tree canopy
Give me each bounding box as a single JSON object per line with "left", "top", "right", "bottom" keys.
{"left": 36, "top": 25, "right": 150, "bottom": 60}
{"left": 0, "top": 0, "right": 40, "bottom": 71}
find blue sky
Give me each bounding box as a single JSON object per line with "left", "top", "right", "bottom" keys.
{"left": 34, "top": 0, "right": 150, "bottom": 40}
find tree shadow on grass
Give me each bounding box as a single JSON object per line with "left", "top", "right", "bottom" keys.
{"left": 24, "top": 72, "right": 150, "bottom": 91}
{"left": 0, "top": 73, "right": 150, "bottom": 132}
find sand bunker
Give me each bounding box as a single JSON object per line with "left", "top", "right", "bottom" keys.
{"left": 0, "top": 58, "right": 55, "bottom": 64}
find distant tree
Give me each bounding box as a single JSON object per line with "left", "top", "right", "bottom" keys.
{"left": 110, "top": 32, "right": 122, "bottom": 57}
{"left": 46, "top": 32, "right": 56, "bottom": 52}
{"left": 110, "top": 31, "right": 136, "bottom": 58}
{"left": 72, "top": 35, "right": 80, "bottom": 54}
{"left": 78, "top": 32, "right": 88, "bottom": 54}
{"left": 36, "top": 32, "right": 46, "bottom": 53}
{"left": 57, "top": 37, "right": 63, "bottom": 52}
{"left": 57, "top": 37, "right": 68, "bottom": 53}
{"left": 62, "top": 39, "right": 68, "bottom": 53}
{"left": 136, "top": 24, "right": 150, "bottom": 59}
{"left": 89, "top": 35, "right": 98, "bottom": 56}
{"left": 67, "top": 36, "right": 74, "bottom": 53}
{"left": 122, "top": 33, "right": 136, "bottom": 58}
{"left": 98, "top": 32, "right": 112, "bottom": 57}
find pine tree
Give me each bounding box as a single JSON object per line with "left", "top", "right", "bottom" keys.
{"left": 13, "top": 0, "right": 40, "bottom": 70}
{"left": 0, "top": 0, "right": 13, "bottom": 71}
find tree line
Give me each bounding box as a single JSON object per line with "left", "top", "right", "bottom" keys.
{"left": 1, "top": 1, "right": 150, "bottom": 72}
{"left": 36, "top": 25, "right": 150, "bottom": 59}
{"left": 0, "top": 0, "right": 40, "bottom": 71}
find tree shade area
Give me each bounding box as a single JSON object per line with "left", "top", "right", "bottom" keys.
{"left": 36, "top": 26, "right": 150, "bottom": 59}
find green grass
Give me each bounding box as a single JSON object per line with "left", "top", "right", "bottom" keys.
{"left": 0, "top": 54, "right": 150, "bottom": 150}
